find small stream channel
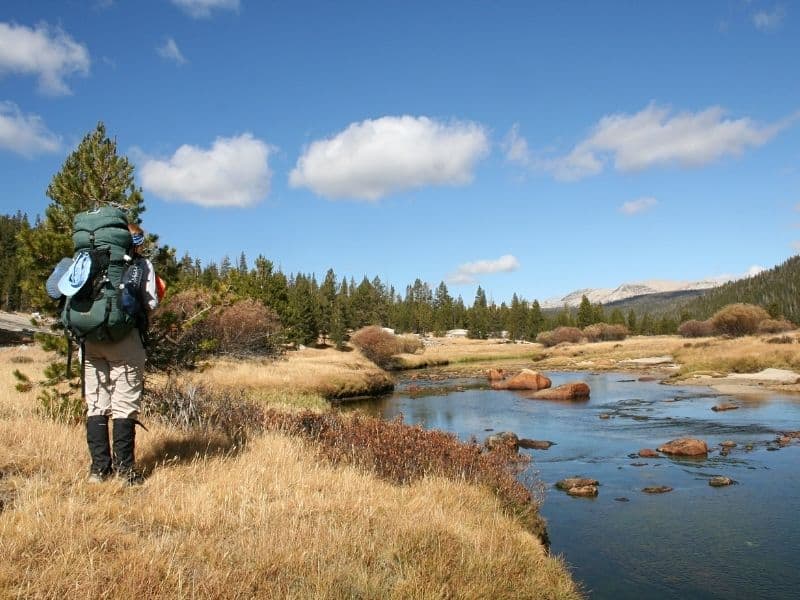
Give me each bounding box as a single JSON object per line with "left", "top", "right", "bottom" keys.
{"left": 342, "top": 370, "right": 800, "bottom": 599}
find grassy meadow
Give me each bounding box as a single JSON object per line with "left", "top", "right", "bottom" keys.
{"left": 0, "top": 345, "right": 580, "bottom": 599}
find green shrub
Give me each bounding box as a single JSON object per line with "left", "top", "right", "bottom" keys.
{"left": 710, "top": 303, "right": 770, "bottom": 337}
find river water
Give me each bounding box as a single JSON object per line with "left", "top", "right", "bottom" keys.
{"left": 343, "top": 371, "right": 800, "bottom": 599}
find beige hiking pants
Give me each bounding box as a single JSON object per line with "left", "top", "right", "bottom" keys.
{"left": 84, "top": 329, "right": 146, "bottom": 419}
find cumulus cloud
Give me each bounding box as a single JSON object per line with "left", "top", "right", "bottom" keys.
{"left": 447, "top": 254, "right": 520, "bottom": 285}
{"left": 156, "top": 37, "right": 187, "bottom": 65}
{"left": 0, "top": 102, "right": 60, "bottom": 157}
{"left": 289, "top": 115, "right": 490, "bottom": 201}
{"left": 620, "top": 197, "right": 658, "bottom": 215}
{"left": 171, "top": 0, "right": 240, "bottom": 18}
{"left": 0, "top": 22, "right": 90, "bottom": 95}
{"left": 509, "top": 104, "right": 793, "bottom": 181}
{"left": 745, "top": 265, "right": 766, "bottom": 277}
{"left": 792, "top": 241, "right": 800, "bottom": 253}
{"left": 753, "top": 6, "right": 786, "bottom": 31}
{"left": 140, "top": 133, "right": 272, "bottom": 207}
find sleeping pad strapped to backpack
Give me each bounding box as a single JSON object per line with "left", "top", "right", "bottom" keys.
{"left": 61, "top": 206, "right": 137, "bottom": 342}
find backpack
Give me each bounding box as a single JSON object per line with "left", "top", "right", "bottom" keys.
{"left": 61, "top": 206, "right": 137, "bottom": 343}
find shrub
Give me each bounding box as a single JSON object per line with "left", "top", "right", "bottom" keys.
{"left": 582, "top": 323, "right": 628, "bottom": 342}
{"left": 757, "top": 318, "right": 794, "bottom": 334}
{"left": 262, "top": 410, "right": 547, "bottom": 542}
{"left": 148, "top": 289, "right": 283, "bottom": 371}
{"left": 766, "top": 335, "right": 794, "bottom": 344}
{"left": 678, "top": 319, "right": 714, "bottom": 338}
{"left": 710, "top": 303, "right": 770, "bottom": 337}
{"left": 536, "top": 326, "right": 583, "bottom": 347}
{"left": 142, "top": 379, "right": 265, "bottom": 446}
{"left": 350, "top": 326, "right": 421, "bottom": 368}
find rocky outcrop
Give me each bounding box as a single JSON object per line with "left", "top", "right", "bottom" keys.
{"left": 657, "top": 438, "right": 708, "bottom": 456}
{"left": 519, "top": 439, "right": 554, "bottom": 450}
{"left": 531, "top": 382, "right": 590, "bottom": 401}
{"left": 567, "top": 485, "right": 598, "bottom": 497}
{"left": 491, "top": 369, "right": 551, "bottom": 391}
{"left": 484, "top": 431, "right": 519, "bottom": 452}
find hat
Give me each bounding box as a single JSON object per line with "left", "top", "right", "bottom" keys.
{"left": 46, "top": 257, "right": 73, "bottom": 299}
{"left": 57, "top": 251, "right": 93, "bottom": 297}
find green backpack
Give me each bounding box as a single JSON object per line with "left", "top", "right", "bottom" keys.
{"left": 61, "top": 206, "right": 137, "bottom": 343}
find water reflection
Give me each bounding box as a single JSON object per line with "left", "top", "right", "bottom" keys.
{"left": 342, "top": 371, "right": 800, "bottom": 600}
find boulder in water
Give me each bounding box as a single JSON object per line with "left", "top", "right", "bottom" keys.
{"left": 657, "top": 438, "right": 708, "bottom": 456}
{"left": 531, "top": 382, "right": 590, "bottom": 401}
{"left": 491, "top": 369, "right": 551, "bottom": 391}
{"left": 484, "top": 431, "right": 519, "bottom": 452}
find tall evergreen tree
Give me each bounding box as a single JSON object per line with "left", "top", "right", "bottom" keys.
{"left": 18, "top": 123, "right": 145, "bottom": 309}
{"left": 577, "top": 295, "right": 594, "bottom": 328}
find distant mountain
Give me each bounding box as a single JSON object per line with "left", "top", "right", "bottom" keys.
{"left": 540, "top": 277, "right": 731, "bottom": 309}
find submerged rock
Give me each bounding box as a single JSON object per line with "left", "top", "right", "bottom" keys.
{"left": 556, "top": 477, "right": 599, "bottom": 491}
{"left": 720, "top": 440, "right": 737, "bottom": 448}
{"left": 638, "top": 448, "right": 660, "bottom": 458}
{"left": 567, "top": 485, "right": 598, "bottom": 498}
{"left": 657, "top": 438, "right": 708, "bottom": 457}
{"left": 709, "top": 476, "right": 735, "bottom": 487}
{"left": 642, "top": 486, "right": 673, "bottom": 494}
{"left": 599, "top": 413, "right": 612, "bottom": 419}
{"left": 614, "top": 497, "right": 630, "bottom": 502}
{"left": 519, "top": 439, "right": 554, "bottom": 450}
{"left": 531, "top": 382, "right": 590, "bottom": 401}
{"left": 491, "top": 369, "right": 551, "bottom": 391}
{"left": 712, "top": 403, "right": 739, "bottom": 412}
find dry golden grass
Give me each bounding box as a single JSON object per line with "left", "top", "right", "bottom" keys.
{"left": 1, "top": 346, "right": 580, "bottom": 599}
{"left": 395, "top": 337, "right": 540, "bottom": 369}
{"left": 672, "top": 332, "right": 800, "bottom": 377}
{"left": 191, "top": 346, "right": 394, "bottom": 403}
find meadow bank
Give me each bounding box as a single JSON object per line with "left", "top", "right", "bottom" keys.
{"left": 0, "top": 346, "right": 580, "bottom": 599}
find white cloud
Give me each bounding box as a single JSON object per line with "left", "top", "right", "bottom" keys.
{"left": 447, "top": 254, "right": 520, "bottom": 285}
{"left": 0, "top": 102, "right": 60, "bottom": 157}
{"left": 792, "top": 241, "right": 800, "bottom": 253}
{"left": 620, "top": 197, "right": 658, "bottom": 215}
{"left": 510, "top": 104, "right": 793, "bottom": 181}
{"left": 289, "top": 115, "right": 490, "bottom": 201}
{"left": 156, "top": 37, "right": 187, "bottom": 65}
{"left": 171, "top": 0, "right": 240, "bottom": 18}
{"left": 502, "top": 123, "right": 531, "bottom": 165}
{"left": 139, "top": 133, "right": 272, "bottom": 207}
{"left": 0, "top": 22, "right": 90, "bottom": 95}
{"left": 753, "top": 6, "right": 786, "bottom": 31}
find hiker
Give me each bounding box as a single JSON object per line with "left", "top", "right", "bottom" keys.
{"left": 59, "top": 207, "right": 160, "bottom": 485}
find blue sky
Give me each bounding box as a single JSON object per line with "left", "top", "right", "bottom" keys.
{"left": 1, "top": 0, "right": 798, "bottom": 304}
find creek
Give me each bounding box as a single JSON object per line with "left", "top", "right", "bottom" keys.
{"left": 342, "top": 370, "right": 800, "bottom": 599}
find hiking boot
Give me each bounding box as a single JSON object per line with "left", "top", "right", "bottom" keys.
{"left": 112, "top": 418, "right": 143, "bottom": 486}
{"left": 86, "top": 415, "right": 113, "bottom": 482}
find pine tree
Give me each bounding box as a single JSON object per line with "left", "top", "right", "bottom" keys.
{"left": 18, "top": 123, "right": 146, "bottom": 309}
{"left": 577, "top": 295, "right": 594, "bottom": 329}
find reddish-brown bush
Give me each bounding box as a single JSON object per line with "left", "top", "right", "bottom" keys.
{"left": 710, "top": 303, "right": 770, "bottom": 337}
{"left": 757, "top": 318, "right": 794, "bottom": 334}
{"left": 148, "top": 288, "right": 283, "bottom": 370}
{"left": 262, "top": 409, "right": 546, "bottom": 542}
{"left": 536, "top": 326, "right": 584, "bottom": 347}
{"left": 678, "top": 319, "right": 714, "bottom": 338}
{"left": 350, "top": 326, "right": 421, "bottom": 368}
{"left": 582, "top": 323, "right": 628, "bottom": 342}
